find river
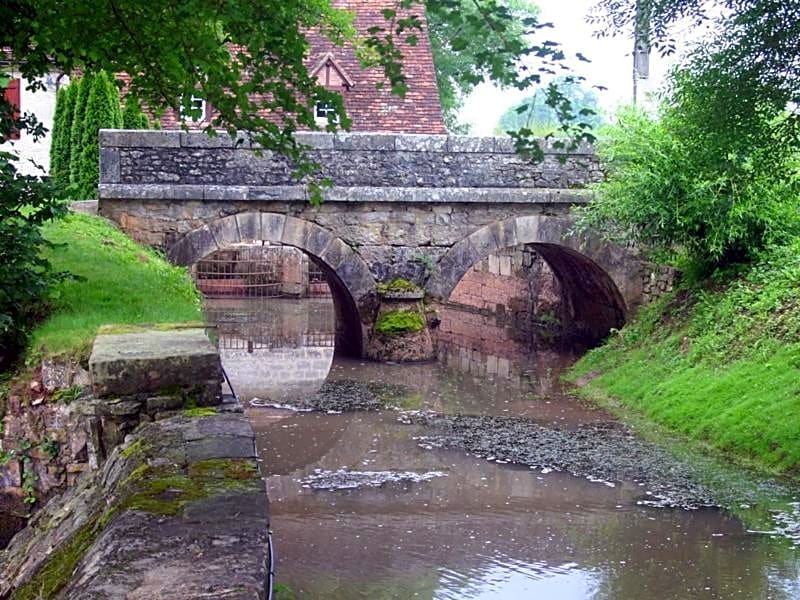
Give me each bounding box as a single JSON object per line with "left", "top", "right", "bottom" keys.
{"left": 207, "top": 297, "right": 800, "bottom": 600}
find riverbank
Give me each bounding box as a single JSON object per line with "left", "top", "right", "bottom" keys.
{"left": 27, "top": 212, "right": 202, "bottom": 363}
{"left": 568, "top": 240, "right": 800, "bottom": 480}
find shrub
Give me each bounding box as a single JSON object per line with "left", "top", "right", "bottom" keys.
{"left": 578, "top": 98, "right": 800, "bottom": 272}
{"left": 50, "top": 82, "right": 78, "bottom": 190}
{"left": 0, "top": 159, "right": 67, "bottom": 368}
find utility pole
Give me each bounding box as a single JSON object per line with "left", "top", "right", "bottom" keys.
{"left": 633, "top": 0, "right": 651, "bottom": 104}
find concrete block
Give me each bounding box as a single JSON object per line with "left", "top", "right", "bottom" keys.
{"left": 89, "top": 329, "right": 221, "bottom": 399}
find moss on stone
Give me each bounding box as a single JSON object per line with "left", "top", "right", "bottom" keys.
{"left": 97, "top": 322, "right": 207, "bottom": 336}
{"left": 122, "top": 459, "right": 260, "bottom": 517}
{"left": 183, "top": 407, "right": 217, "bottom": 418}
{"left": 376, "top": 278, "right": 420, "bottom": 295}
{"left": 374, "top": 310, "right": 425, "bottom": 337}
{"left": 120, "top": 438, "right": 145, "bottom": 459}
{"left": 13, "top": 510, "right": 107, "bottom": 600}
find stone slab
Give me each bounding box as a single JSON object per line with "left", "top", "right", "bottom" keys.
{"left": 89, "top": 328, "right": 221, "bottom": 398}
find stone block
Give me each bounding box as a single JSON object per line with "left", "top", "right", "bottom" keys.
{"left": 395, "top": 134, "right": 448, "bottom": 152}
{"left": 99, "top": 148, "right": 120, "bottom": 184}
{"left": 204, "top": 185, "right": 248, "bottom": 200}
{"left": 334, "top": 133, "right": 396, "bottom": 151}
{"left": 493, "top": 137, "right": 517, "bottom": 153}
{"left": 447, "top": 136, "right": 495, "bottom": 153}
{"left": 168, "top": 225, "right": 218, "bottom": 266}
{"left": 236, "top": 212, "right": 261, "bottom": 242}
{"left": 514, "top": 215, "right": 541, "bottom": 244}
{"left": 208, "top": 215, "right": 241, "bottom": 248}
{"left": 261, "top": 213, "right": 286, "bottom": 242}
{"left": 293, "top": 132, "right": 335, "bottom": 150}
{"left": 180, "top": 131, "right": 251, "bottom": 148}
{"left": 89, "top": 329, "right": 222, "bottom": 399}
{"left": 146, "top": 395, "right": 184, "bottom": 412}
{"left": 281, "top": 216, "right": 311, "bottom": 248}
{"left": 186, "top": 436, "right": 256, "bottom": 461}
{"left": 318, "top": 237, "right": 350, "bottom": 271}
{"left": 97, "top": 399, "right": 143, "bottom": 417}
{"left": 100, "top": 129, "right": 180, "bottom": 148}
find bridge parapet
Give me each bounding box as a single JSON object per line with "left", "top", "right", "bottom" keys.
{"left": 99, "top": 130, "right": 599, "bottom": 203}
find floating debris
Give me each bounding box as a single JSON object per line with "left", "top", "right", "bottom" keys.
{"left": 299, "top": 468, "right": 448, "bottom": 490}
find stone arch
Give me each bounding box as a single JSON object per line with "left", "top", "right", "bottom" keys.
{"left": 167, "top": 212, "right": 377, "bottom": 357}
{"left": 425, "top": 215, "right": 635, "bottom": 348}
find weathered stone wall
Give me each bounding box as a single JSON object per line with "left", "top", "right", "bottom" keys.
{"left": 0, "top": 414, "right": 269, "bottom": 599}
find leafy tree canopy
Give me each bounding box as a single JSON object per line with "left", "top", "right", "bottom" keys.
{"left": 426, "top": 0, "right": 540, "bottom": 132}
{"left": 496, "top": 76, "right": 603, "bottom": 135}
{"left": 579, "top": 0, "right": 800, "bottom": 271}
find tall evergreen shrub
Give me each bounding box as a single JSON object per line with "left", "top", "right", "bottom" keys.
{"left": 77, "top": 71, "right": 122, "bottom": 198}
{"left": 49, "top": 81, "right": 79, "bottom": 189}
{"left": 49, "top": 87, "right": 66, "bottom": 182}
{"left": 68, "top": 74, "right": 92, "bottom": 189}
{"left": 122, "top": 95, "right": 149, "bottom": 129}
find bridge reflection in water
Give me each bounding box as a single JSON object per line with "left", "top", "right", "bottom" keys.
{"left": 205, "top": 297, "right": 336, "bottom": 402}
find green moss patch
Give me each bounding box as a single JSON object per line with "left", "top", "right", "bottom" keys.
{"left": 374, "top": 310, "right": 425, "bottom": 337}
{"left": 183, "top": 407, "right": 218, "bottom": 418}
{"left": 376, "top": 278, "right": 420, "bottom": 295}
{"left": 122, "top": 459, "right": 260, "bottom": 517}
{"left": 13, "top": 509, "right": 111, "bottom": 600}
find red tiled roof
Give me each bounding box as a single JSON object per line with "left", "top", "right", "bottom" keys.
{"left": 153, "top": 0, "right": 445, "bottom": 133}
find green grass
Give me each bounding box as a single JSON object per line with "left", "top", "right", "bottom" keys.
{"left": 569, "top": 239, "right": 800, "bottom": 478}
{"left": 29, "top": 213, "right": 202, "bottom": 361}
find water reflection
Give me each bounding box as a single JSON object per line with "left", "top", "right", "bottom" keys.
{"left": 205, "top": 297, "right": 800, "bottom": 599}
{"left": 206, "top": 297, "right": 335, "bottom": 401}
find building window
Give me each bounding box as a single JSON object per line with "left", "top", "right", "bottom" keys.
{"left": 315, "top": 102, "right": 338, "bottom": 124}
{"left": 181, "top": 95, "right": 208, "bottom": 124}
{"left": 3, "top": 79, "right": 21, "bottom": 140}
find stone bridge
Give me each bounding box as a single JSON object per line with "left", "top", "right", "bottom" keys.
{"left": 98, "top": 130, "right": 649, "bottom": 357}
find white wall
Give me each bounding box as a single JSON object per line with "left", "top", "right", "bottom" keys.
{"left": 0, "top": 71, "right": 67, "bottom": 176}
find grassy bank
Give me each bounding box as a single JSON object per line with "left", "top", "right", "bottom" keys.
{"left": 568, "top": 240, "right": 800, "bottom": 479}
{"left": 27, "top": 212, "right": 202, "bottom": 362}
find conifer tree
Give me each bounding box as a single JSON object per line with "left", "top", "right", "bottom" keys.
{"left": 122, "top": 95, "right": 149, "bottom": 129}
{"left": 58, "top": 82, "right": 79, "bottom": 188}
{"left": 68, "top": 74, "right": 92, "bottom": 189}
{"left": 77, "top": 71, "right": 121, "bottom": 197}
{"left": 49, "top": 86, "right": 66, "bottom": 183}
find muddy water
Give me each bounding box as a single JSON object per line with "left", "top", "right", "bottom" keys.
{"left": 209, "top": 298, "right": 800, "bottom": 599}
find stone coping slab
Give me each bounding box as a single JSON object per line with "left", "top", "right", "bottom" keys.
{"left": 99, "top": 183, "right": 593, "bottom": 204}
{"left": 89, "top": 328, "right": 221, "bottom": 398}
{"left": 100, "top": 129, "right": 595, "bottom": 155}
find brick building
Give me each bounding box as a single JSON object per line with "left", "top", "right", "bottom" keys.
{"left": 1, "top": 1, "right": 445, "bottom": 175}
